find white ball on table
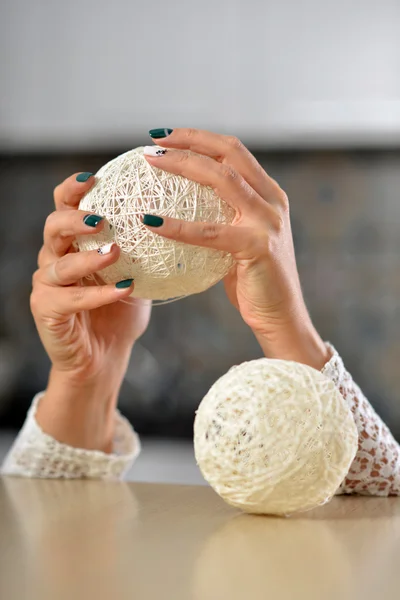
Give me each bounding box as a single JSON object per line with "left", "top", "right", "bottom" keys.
{"left": 194, "top": 359, "right": 358, "bottom": 516}
{"left": 77, "top": 147, "right": 235, "bottom": 300}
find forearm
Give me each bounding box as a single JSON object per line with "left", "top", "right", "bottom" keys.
{"left": 35, "top": 368, "right": 123, "bottom": 454}
{"left": 1, "top": 362, "right": 139, "bottom": 480}
{"left": 255, "top": 314, "right": 330, "bottom": 370}
{"left": 36, "top": 346, "right": 131, "bottom": 454}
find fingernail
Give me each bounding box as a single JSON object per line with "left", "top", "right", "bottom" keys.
{"left": 115, "top": 279, "right": 134, "bottom": 289}
{"left": 143, "top": 214, "right": 164, "bottom": 227}
{"left": 98, "top": 242, "right": 115, "bottom": 255}
{"left": 83, "top": 214, "right": 104, "bottom": 227}
{"left": 149, "top": 128, "right": 173, "bottom": 139}
{"left": 76, "top": 172, "right": 93, "bottom": 182}
{"left": 143, "top": 146, "right": 167, "bottom": 157}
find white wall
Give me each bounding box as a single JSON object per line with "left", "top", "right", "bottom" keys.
{"left": 1, "top": 0, "right": 399, "bottom": 150}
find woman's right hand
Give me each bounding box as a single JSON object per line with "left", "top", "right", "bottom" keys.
{"left": 30, "top": 173, "right": 152, "bottom": 451}
{"left": 143, "top": 129, "right": 329, "bottom": 369}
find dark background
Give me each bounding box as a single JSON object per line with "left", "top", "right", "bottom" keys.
{"left": 1, "top": 149, "right": 400, "bottom": 439}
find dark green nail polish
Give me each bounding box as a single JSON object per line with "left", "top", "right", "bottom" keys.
{"left": 83, "top": 214, "right": 103, "bottom": 227}
{"left": 116, "top": 279, "right": 134, "bottom": 289}
{"left": 149, "top": 128, "right": 173, "bottom": 139}
{"left": 143, "top": 214, "right": 164, "bottom": 227}
{"left": 76, "top": 172, "right": 93, "bottom": 182}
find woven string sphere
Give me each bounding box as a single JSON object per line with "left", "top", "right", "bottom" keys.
{"left": 77, "top": 148, "right": 235, "bottom": 300}
{"left": 194, "top": 359, "right": 358, "bottom": 516}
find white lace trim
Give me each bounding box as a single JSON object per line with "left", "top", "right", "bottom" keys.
{"left": 323, "top": 344, "right": 400, "bottom": 496}
{"left": 0, "top": 392, "right": 140, "bottom": 480}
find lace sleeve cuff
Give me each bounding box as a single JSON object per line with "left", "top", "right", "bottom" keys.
{"left": 322, "top": 343, "right": 400, "bottom": 496}
{"left": 1, "top": 393, "right": 140, "bottom": 480}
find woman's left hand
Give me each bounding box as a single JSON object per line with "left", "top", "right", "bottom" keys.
{"left": 143, "top": 128, "right": 330, "bottom": 369}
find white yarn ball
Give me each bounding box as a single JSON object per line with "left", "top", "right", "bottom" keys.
{"left": 194, "top": 359, "right": 358, "bottom": 516}
{"left": 77, "top": 148, "right": 235, "bottom": 300}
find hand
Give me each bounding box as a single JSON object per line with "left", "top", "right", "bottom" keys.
{"left": 30, "top": 173, "right": 152, "bottom": 450}
{"left": 143, "top": 129, "right": 329, "bottom": 369}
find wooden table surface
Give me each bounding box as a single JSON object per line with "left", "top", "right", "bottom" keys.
{"left": 0, "top": 477, "right": 399, "bottom": 600}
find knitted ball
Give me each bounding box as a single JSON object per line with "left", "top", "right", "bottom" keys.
{"left": 77, "top": 148, "right": 235, "bottom": 300}
{"left": 194, "top": 359, "right": 358, "bottom": 516}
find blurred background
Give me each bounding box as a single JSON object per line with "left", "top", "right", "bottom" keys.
{"left": 1, "top": 0, "right": 400, "bottom": 483}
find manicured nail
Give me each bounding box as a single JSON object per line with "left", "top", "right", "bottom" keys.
{"left": 98, "top": 242, "right": 115, "bottom": 255}
{"left": 115, "top": 279, "right": 134, "bottom": 289}
{"left": 143, "top": 146, "right": 167, "bottom": 157}
{"left": 143, "top": 214, "right": 164, "bottom": 227}
{"left": 149, "top": 128, "right": 173, "bottom": 139}
{"left": 76, "top": 172, "right": 93, "bottom": 182}
{"left": 83, "top": 214, "right": 104, "bottom": 227}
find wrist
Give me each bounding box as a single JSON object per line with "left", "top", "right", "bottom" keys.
{"left": 255, "top": 319, "right": 330, "bottom": 371}
{"left": 35, "top": 366, "right": 127, "bottom": 453}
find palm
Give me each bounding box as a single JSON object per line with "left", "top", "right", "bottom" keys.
{"left": 223, "top": 261, "right": 280, "bottom": 335}
{"left": 72, "top": 274, "right": 151, "bottom": 363}
{"left": 223, "top": 263, "right": 258, "bottom": 315}
{"left": 47, "top": 298, "right": 152, "bottom": 376}
{"left": 89, "top": 298, "right": 151, "bottom": 348}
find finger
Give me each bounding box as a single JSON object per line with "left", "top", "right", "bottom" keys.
{"left": 142, "top": 214, "right": 263, "bottom": 260}
{"left": 44, "top": 210, "right": 105, "bottom": 257}
{"left": 60, "top": 281, "right": 135, "bottom": 314}
{"left": 38, "top": 245, "right": 77, "bottom": 270}
{"left": 53, "top": 172, "right": 95, "bottom": 211}
{"left": 149, "top": 128, "right": 285, "bottom": 205}
{"left": 143, "top": 147, "right": 268, "bottom": 217}
{"left": 31, "top": 279, "right": 135, "bottom": 317}
{"left": 40, "top": 243, "right": 119, "bottom": 287}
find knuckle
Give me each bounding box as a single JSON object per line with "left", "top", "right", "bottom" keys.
{"left": 29, "top": 288, "right": 44, "bottom": 315}
{"left": 52, "top": 256, "right": 69, "bottom": 282}
{"left": 278, "top": 190, "right": 290, "bottom": 211}
{"left": 53, "top": 183, "right": 62, "bottom": 201}
{"left": 225, "top": 135, "right": 243, "bottom": 151}
{"left": 98, "top": 284, "right": 109, "bottom": 299}
{"left": 220, "top": 164, "right": 238, "bottom": 183}
{"left": 201, "top": 224, "right": 219, "bottom": 241}
{"left": 244, "top": 183, "right": 258, "bottom": 200}
{"left": 37, "top": 246, "right": 46, "bottom": 267}
{"left": 176, "top": 150, "right": 190, "bottom": 165}
{"left": 185, "top": 128, "right": 198, "bottom": 140}
{"left": 173, "top": 219, "right": 185, "bottom": 238}
{"left": 29, "top": 292, "right": 37, "bottom": 314}
{"left": 270, "top": 181, "right": 289, "bottom": 209}
{"left": 92, "top": 284, "right": 110, "bottom": 305}
{"left": 275, "top": 213, "right": 286, "bottom": 232}
{"left": 44, "top": 212, "right": 57, "bottom": 232}
{"left": 71, "top": 286, "right": 86, "bottom": 304}
{"left": 53, "top": 176, "right": 70, "bottom": 198}
{"left": 31, "top": 269, "right": 41, "bottom": 288}
{"left": 270, "top": 205, "right": 287, "bottom": 232}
